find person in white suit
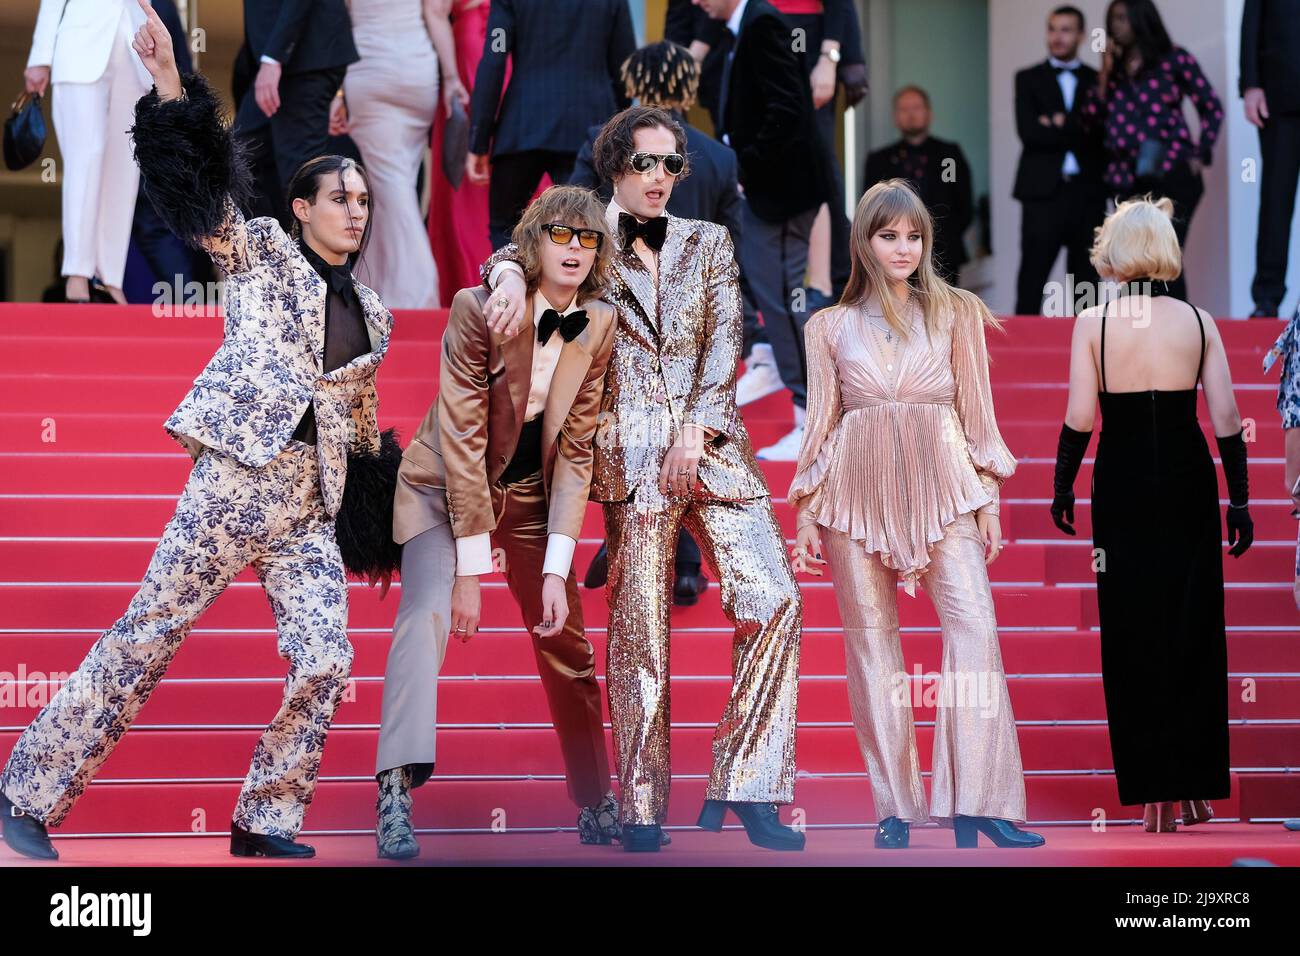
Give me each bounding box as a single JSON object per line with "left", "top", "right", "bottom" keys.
{"left": 23, "top": 0, "right": 154, "bottom": 304}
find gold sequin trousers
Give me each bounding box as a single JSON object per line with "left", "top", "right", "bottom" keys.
{"left": 820, "top": 512, "right": 1028, "bottom": 825}
{"left": 604, "top": 494, "right": 802, "bottom": 826}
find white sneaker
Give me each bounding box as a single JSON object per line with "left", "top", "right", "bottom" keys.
{"left": 756, "top": 424, "right": 805, "bottom": 461}
{"left": 736, "top": 344, "right": 783, "bottom": 406}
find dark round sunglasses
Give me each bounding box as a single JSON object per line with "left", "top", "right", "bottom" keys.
{"left": 541, "top": 223, "right": 604, "bottom": 250}
{"left": 628, "top": 151, "right": 685, "bottom": 176}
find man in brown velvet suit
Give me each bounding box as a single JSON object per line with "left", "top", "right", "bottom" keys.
{"left": 373, "top": 186, "right": 623, "bottom": 859}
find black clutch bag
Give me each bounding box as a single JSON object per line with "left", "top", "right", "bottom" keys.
{"left": 441, "top": 98, "right": 469, "bottom": 190}
{"left": 1134, "top": 136, "right": 1168, "bottom": 182}
{"left": 4, "top": 91, "right": 46, "bottom": 171}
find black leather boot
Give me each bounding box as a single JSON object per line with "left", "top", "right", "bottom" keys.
{"left": 672, "top": 572, "right": 708, "bottom": 607}
{"left": 697, "top": 799, "right": 805, "bottom": 850}
{"left": 583, "top": 542, "right": 609, "bottom": 589}
{"left": 621, "top": 824, "right": 663, "bottom": 852}
{"left": 953, "top": 815, "right": 1045, "bottom": 848}
{"left": 874, "top": 815, "right": 910, "bottom": 849}
{"left": 0, "top": 790, "right": 57, "bottom": 860}
{"left": 229, "top": 822, "right": 316, "bottom": 858}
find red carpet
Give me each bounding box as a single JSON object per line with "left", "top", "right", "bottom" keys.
{"left": 1, "top": 303, "right": 1297, "bottom": 865}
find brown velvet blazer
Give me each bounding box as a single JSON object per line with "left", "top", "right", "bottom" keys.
{"left": 392, "top": 286, "right": 616, "bottom": 546}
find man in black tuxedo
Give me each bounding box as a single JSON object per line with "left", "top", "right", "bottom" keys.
{"left": 863, "top": 86, "right": 973, "bottom": 287}
{"left": 695, "top": 0, "right": 836, "bottom": 462}
{"left": 1011, "top": 5, "right": 1105, "bottom": 316}
{"left": 669, "top": 0, "right": 864, "bottom": 302}
{"left": 234, "top": 0, "right": 359, "bottom": 227}
{"left": 1241, "top": 0, "right": 1300, "bottom": 318}
{"left": 468, "top": 0, "right": 636, "bottom": 250}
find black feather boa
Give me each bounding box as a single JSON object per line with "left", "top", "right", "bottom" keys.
{"left": 128, "top": 71, "right": 255, "bottom": 248}
{"left": 336, "top": 428, "right": 405, "bottom": 578}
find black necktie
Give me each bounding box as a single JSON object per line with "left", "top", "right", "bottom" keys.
{"left": 537, "top": 308, "right": 588, "bottom": 345}
{"left": 618, "top": 213, "right": 668, "bottom": 252}
{"left": 323, "top": 265, "right": 357, "bottom": 308}
{"left": 716, "top": 29, "right": 737, "bottom": 136}
{"left": 300, "top": 239, "right": 357, "bottom": 307}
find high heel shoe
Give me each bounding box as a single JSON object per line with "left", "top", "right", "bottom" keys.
{"left": 953, "top": 815, "right": 1045, "bottom": 848}
{"left": 874, "top": 816, "right": 910, "bottom": 849}
{"left": 229, "top": 822, "right": 315, "bottom": 858}
{"left": 1180, "top": 800, "right": 1213, "bottom": 826}
{"left": 697, "top": 800, "right": 805, "bottom": 850}
{"left": 1143, "top": 802, "right": 1177, "bottom": 832}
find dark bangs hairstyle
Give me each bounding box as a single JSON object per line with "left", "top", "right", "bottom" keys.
{"left": 510, "top": 185, "right": 612, "bottom": 304}
{"left": 591, "top": 105, "right": 691, "bottom": 186}
{"left": 1106, "top": 0, "right": 1173, "bottom": 78}
{"left": 286, "top": 154, "right": 374, "bottom": 271}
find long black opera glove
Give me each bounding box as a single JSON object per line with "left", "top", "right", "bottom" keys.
{"left": 336, "top": 428, "right": 405, "bottom": 578}
{"left": 1051, "top": 423, "right": 1092, "bottom": 536}
{"left": 1216, "top": 429, "right": 1254, "bottom": 558}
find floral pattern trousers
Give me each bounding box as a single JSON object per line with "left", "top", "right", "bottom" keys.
{"left": 0, "top": 439, "right": 353, "bottom": 838}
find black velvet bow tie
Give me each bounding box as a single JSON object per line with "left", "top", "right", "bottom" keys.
{"left": 1053, "top": 64, "right": 1079, "bottom": 74}
{"left": 538, "top": 308, "right": 588, "bottom": 345}
{"left": 618, "top": 212, "right": 668, "bottom": 252}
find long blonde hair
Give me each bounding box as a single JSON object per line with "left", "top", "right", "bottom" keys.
{"left": 838, "top": 178, "right": 1001, "bottom": 340}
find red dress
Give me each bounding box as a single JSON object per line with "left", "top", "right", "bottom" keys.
{"left": 428, "top": 0, "right": 493, "bottom": 305}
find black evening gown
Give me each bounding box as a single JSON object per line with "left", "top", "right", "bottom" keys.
{"left": 1090, "top": 298, "right": 1230, "bottom": 806}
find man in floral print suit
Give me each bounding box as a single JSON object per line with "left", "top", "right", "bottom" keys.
{"left": 0, "top": 3, "right": 395, "bottom": 861}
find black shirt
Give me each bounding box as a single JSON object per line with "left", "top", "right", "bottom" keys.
{"left": 291, "top": 238, "right": 372, "bottom": 445}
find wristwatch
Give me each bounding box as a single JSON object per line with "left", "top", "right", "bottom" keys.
{"left": 820, "top": 47, "right": 841, "bottom": 64}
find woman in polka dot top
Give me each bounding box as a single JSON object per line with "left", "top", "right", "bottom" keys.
{"left": 1081, "top": 0, "right": 1223, "bottom": 299}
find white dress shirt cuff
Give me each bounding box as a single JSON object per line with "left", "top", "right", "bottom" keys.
{"left": 489, "top": 261, "right": 526, "bottom": 289}
{"left": 455, "top": 532, "right": 494, "bottom": 576}
{"left": 542, "top": 533, "right": 576, "bottom": 579}
{"left": 259, "top": 55, "right": 280, "bottom": 66}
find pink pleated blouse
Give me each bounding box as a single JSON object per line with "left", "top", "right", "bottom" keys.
{"left": 787, "top": 292, "right": 1016, "bottom": 595}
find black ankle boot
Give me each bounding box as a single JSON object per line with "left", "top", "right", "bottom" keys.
{"left": 874, "top": 816, "right": 910, "bottom": 849}
{"left": 953, "top": 815, "right": 1045, "bottom": 848}
{"left": 672, "top": 571, "right": 708, "bottom": 607}
{"left": 697, "top": 800, "right": 805, "bottom": 850}
{"left": 0, "top": 791, "right": 57, "bottom": 860}
{"left": 583, "top": 542, "right": 609, "bottom": 589}
{"left": 621, "top": 824, "right": 663, "bottom": 852}
{"left": 229, "top": 822, "right": 316, "bottom": 858}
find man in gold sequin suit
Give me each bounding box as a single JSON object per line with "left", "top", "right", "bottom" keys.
{"left": 483, "top": 107, "right": 804, "bottom": 852}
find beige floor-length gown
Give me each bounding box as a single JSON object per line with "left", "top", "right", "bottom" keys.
{"left": 344, "top": 0, "right": 440, "bottom": 308}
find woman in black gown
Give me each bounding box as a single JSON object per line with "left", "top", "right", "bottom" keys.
{"left": 1050, "top": 197, "right": 1253, "bottom": 831}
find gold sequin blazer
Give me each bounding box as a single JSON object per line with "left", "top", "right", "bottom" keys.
{"left": 482, "top": 214, "right": 769, "bottom": 506}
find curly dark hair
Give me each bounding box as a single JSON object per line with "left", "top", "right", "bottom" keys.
{"left": 591, "top": 105, "right": 690, "bottom": 187}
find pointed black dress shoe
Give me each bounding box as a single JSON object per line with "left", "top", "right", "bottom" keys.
{"left": 583, "top": 542, "right": 609, "bottom": 589}
{"left": 1250, "top": 303, "right": 1280, "bottom": 319}
{"left": 672, "top": 572, "right": 708, "bottom": 607}
{"left": 697, "top": 799, "right": 805, "bottom": 850}
{"left": 874, "top": 815, "right": 910, "bottom": 849}
{"left": 0, "top": 790, "right": 58, "bottom": 860}
{"left": 230, "top": 822, "right": 316, "bottom": 858}
{"left": 953, "top": 815, "right": 1045, "bottom": 848}
{"left": 621, "top": 823, "right": 664, "bottom": 852}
